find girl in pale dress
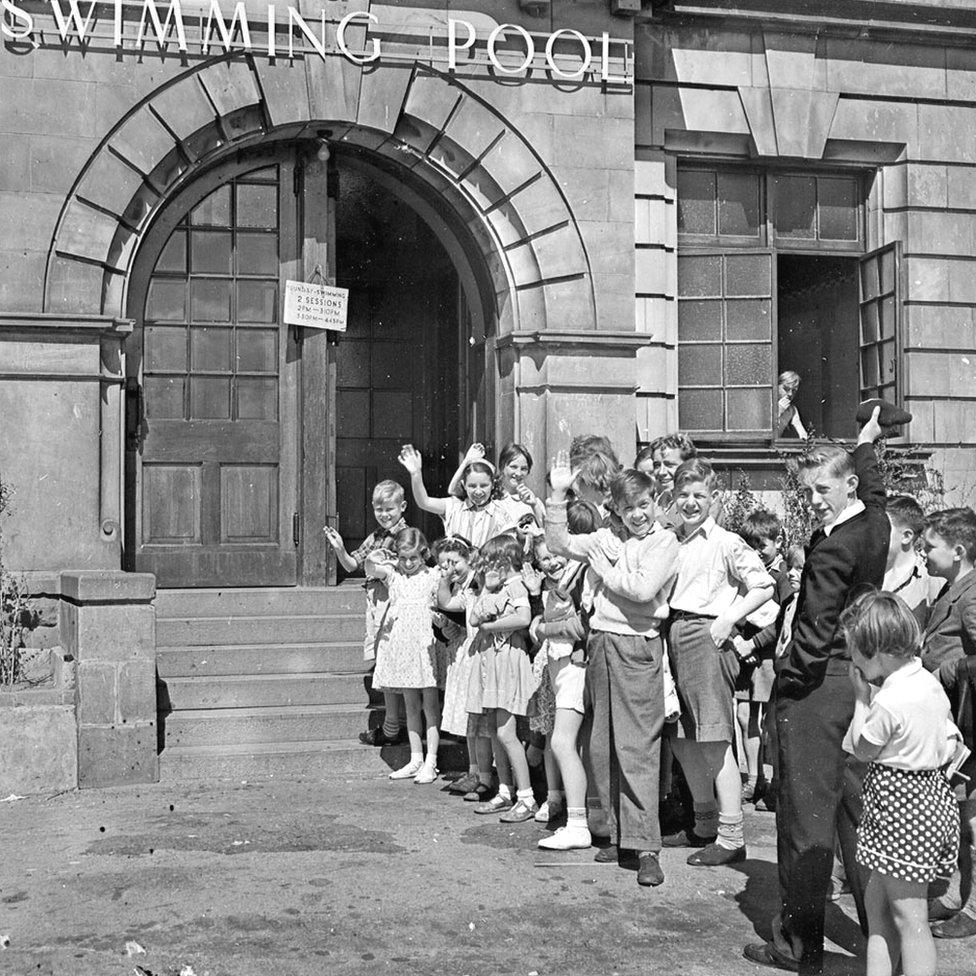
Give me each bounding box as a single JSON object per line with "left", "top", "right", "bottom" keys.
{"left": 449, "top": 442, "right": 546, "bottom": 528}
{"left": 398, "top": 444, "right": 517, "bottom": 548}
{"left": 369, "top": 528, "right": 445, "bottom": 784}
{"left": 466, "top": 534, "right": 539, "bottom": 823}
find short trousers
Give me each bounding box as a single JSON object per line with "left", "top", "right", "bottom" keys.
{"left": 548, "top": 654, "right": 585, "bottom": 713}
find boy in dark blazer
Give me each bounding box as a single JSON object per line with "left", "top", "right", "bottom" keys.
{"left": 921, "top": 507, "right": 976, "bottom": 939}
{"left": 745, "top": 407, "right": 888, "bottom": 975}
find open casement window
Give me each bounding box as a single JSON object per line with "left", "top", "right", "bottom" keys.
{"left": 858, "top": 242, "right": 903, "bottom": 406}
{"left": 677, "top": 251, "right": 774, "bottom": 437}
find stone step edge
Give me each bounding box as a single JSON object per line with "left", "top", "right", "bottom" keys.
{"left": 165, "top": 703, "right": 371, "bottom": 721}
{"left": 161, "top": 671, "right": 364, "bottom": 686}
{"left": 157, "top": 613, "right": 363, "bottom": 624}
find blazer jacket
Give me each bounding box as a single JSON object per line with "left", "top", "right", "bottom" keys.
{"left": 775, "top": 443, "right": 890, "bottom": 699}
{"left": 922, "top": 571, "right": 976, "bottom": 688}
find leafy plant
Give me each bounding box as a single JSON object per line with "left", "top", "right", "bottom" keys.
{"left": 0, "top": 474, "right": 30, "bottom": 687}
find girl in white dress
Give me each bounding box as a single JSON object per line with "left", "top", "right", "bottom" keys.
{"left": 449, "top": 442, "right": 546, "bottom": 528}
{"left": 369, "top": 528, "right": 445, "bottom": 785}
{"left": 398, "top": 444, "right": 517, "bottom": 548}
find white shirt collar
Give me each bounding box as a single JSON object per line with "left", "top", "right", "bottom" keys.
{"left": 881, "top": 656, "right": 923, "bottom": 688}
{"left": 679, "top": 515, "right": 716, "bottom": 543}
{"left": 823, "top": 499, "right": 865, "bottom": 537}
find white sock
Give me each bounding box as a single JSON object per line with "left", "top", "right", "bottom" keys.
{"left": 516, "top": 788, "right": 535, "bottom": 804}
{"left": 567, "top": 807, "right": 587, "bottom": 828}
{"left": 498, "top": 784, "right": 512, "bottom": 801}
{"left": 408, "top": 752, "right": 423, "bottom": 765}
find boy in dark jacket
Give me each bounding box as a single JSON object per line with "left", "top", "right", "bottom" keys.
{"left": 745, "top": 407, "right": 888, "bottom": 975}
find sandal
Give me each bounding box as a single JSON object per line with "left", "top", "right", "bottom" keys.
{"left": 462, "top": 783, "right": 492, "bottom": 802}
{"left": 498, "top": 799, "right": 539, "bottom": 823}
{"left": 473, "top": 794, "right": 514, "bottom": 815}
{"left": 448, "top": 772, "right": 480, "bottom": 795}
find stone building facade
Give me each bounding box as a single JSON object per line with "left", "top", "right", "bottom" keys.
{"left": 2, "top": 0, "right": 975, "bottom": 786}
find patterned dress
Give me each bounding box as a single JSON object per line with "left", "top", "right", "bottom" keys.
{"left": 372, "top": 568, "right": 445, "bottom": 691}
{"left": 440, "top": 578, "right": 481, "bottom": 736}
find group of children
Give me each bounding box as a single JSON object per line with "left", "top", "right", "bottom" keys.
{"left": 324, "top": 418, "right": 976, "bottom": 976}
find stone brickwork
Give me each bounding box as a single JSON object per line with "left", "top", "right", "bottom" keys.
{"left": 59, "top": 571, "right": 157, "bottom": 789}
{"left": 634, "top": 12, "right": 976, "bottom": 497}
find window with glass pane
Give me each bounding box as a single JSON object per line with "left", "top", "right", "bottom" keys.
{"left": 677, "top": 252, "right": 773, "bottom": 435}
{"left": 858, "top": 242, "right": 901, "bottom": 404}
{"left": 772, "top": 174, "right": 862, "bottom": 248}
{"left": 677, "top": 168, "right": 763, "bottom": 244}
{"left": 143, "top": 166, "right": 281, "bottom": 422}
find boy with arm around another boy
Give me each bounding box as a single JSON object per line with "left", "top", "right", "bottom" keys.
{"left": 546, "top": 453, "right": 679, "bottom": 887}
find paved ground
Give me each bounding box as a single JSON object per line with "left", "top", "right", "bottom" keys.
{"left": 1, "top": 763, "right": 973, "bottom": 976}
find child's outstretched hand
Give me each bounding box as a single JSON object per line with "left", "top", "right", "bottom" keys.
{"left": 548, "top": 449, "right": 577, "bottom": 499}
{"left": 462, "top": 443, "right": 486, "bottom": 465}
{"left": 398, "top": 444, "right": 423, "bottom": 474}
{"left": 857, "top": 405, "right": 884, "bottom": 446}
{"left": 322, "top": 526, "right": 344, "bottom": 550}
{"left": 587, "top": 546, "right": 613, "bottom": 581}
{"left": 521, "top": 563, "right": 544, "bottom": 596}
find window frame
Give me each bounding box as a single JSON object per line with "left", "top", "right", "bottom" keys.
{"left": 675, "top": 162, "right": 874, "bottom": 444}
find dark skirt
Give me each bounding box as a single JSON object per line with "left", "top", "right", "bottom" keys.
{"left": 857, "top": 762, "right": 959, "bottom": 883}
{"left": 667, "top": 615, "right": 739, "bottom": 743}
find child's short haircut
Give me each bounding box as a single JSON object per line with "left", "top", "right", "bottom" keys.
{"left": 478, "top": 533, "right": 524, "bottom": 572}
{"left": 840, "top": 590, "right": 921, "bottom": 661}
{"left": 925, "top": 507, "right": 976, "bottom": 563}
{"left": 373, "top": 479, "right": 405, "bottom": 505}
{"left": 634, "top": 445, "right": 655, "bottom": 468}
{"left": 887, "top": 494, "right": 925, "bottom": 538}
{"left": 672, "top": 457, "right": 718, "bottom": 493}
{"left": 452, "top": 459, "right": 499, "bottom": 501}
{"left": 609, "top": 469, "right": 655, "bottom": 510}
{"left": 575, "top": 449, "right": 621, "bottom": 494}
{"left": 795, "top": 444, "right": 855, "bottom": 480}
{"left": 570, "top": 434, "right": 620, "bottom": 470}
{"left": 786, "top": 545, "right": 805, "bottom": 569}
{"left": 498, "top": 442, "right": 533, "bottom": 473}
{"left": 567, "top": 499, "right": 601, "bottom": 535}
{"left": 740, "top": 509, "right": 783, "bottom": 549}
{"left": 433, "top": 535, "right": 474, "bottom": 559}
{"left": 779, "top": 370, "right": 801, "bottom": 394}
{"left": 393, "top": 527, "right": 430, "bottom": 561}
{"left": 650, "top": 432, "right": 697, "bottom": 461}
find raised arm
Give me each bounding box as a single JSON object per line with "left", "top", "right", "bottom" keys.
{"left": 323, "top": 526, "right": 359, "bottom": 574}
{"left": 594, "top": 531, "right": 680, "bottom": 604}
{"left": 447, "top": 443, "right": 486, "bottom": 496}
{"left": 854, "top": 405, "right": 886, "bottom": 512}
{"left": 545, "top": 449, "right": 600, "bottom": 560}
{"left": 398, "top": 444, "right": 448, "bottom": 517}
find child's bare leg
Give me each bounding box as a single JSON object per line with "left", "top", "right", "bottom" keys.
{"left": 421, "top": 686, "right": 441, "bottom": 765}
{"left": 465, "top": 732, "right": 479, "bottom": 775}
{"left": 543, "top": 734, "right": 562, "bottom": 795}
{"left": 669, "top": 739, "right": 719, "bottom": 840}
{"left": 739, "top": 702, "right": 762, "bottom": 795}
{"left": 885, "top": 876, "right": 934, "bottom": 976}
{"left": 551, "top": 708, "right": 586, "bottom": 811}
{"left": 388, "top": 689, "right": 424, "bottom": 778}
{"left": 704, "top": 740, "right": 745, "bottom": 851}
{"left": 865, "top": 871, "right": 899, "bottom": 976}
{"left": 490, "top": 714, "right": 513, "bottom": 798}
{"left": 382, "top": 691, "right": 403, "bottom": 738}
{"left": 496, "top": 708, "right": 531, "bottom": 793}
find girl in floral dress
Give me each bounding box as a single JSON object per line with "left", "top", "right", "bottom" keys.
{"left": 370, "top": 528, "right": 445, "bottom": 785}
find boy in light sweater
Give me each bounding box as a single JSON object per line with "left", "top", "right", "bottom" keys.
{"left": 547, "top": 454, "right": 679, "bottom": 887}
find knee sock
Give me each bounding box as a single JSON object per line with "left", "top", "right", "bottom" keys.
{"left": 567, "top": 807, "right": 587, "bottom": 829}
{"left": 382, "top": 715, "right": 400, "bottom": 738}
{"left": 716, "top": 812, "right": 745, "bottom": 851}
{"left": 693, "top": 800, "right": 719, "bottom": 839}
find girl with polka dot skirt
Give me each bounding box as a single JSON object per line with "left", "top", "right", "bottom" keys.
{"left": 841, "top": 591, "right": 962, "bottom": 976}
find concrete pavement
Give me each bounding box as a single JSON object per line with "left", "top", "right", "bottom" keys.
{"left": 1, "top": 763, "right": 972, "bottom": 976}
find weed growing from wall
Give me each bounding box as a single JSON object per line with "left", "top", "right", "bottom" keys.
{"left": 0, "top": 475, "right": 30, "bottom": 686}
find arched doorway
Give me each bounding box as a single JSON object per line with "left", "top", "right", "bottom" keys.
{"left": 125, "top": 141, "right": 491, "bottom": 587}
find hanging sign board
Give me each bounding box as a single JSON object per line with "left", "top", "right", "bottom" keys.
{"left": 283, "top": 280, "right": 349, "bottom": 332}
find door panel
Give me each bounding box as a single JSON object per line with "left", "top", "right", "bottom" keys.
{"left": 128, "top": 160, "right": 299, "bottom": 587}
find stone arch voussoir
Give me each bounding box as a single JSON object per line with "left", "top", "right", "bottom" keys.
{"left": 44, "top": 54, "right": 597, "bottom": 335}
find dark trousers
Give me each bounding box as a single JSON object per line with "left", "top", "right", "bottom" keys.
{"left": 775, "top": 674, "right": 866, "bottom": 974}
{"left": 585, "top": 631, "right": 664, "bottom": 852}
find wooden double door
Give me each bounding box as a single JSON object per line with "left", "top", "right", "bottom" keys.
{"left": 126, "top": 148, "right": 463, "bottom": 588}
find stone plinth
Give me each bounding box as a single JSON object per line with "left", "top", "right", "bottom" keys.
{"left": 59, "top": 570, "right": 157, "bottom": 789}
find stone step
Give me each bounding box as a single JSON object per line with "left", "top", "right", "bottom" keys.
{"left": 155, "top": 584, "right": 364, "bottom": 619}
{"left": 157, "top": 737, "right": 468, "bottom": 781}
{"left": 158, "top": 672, "right": 366, "bottom": 710}
{"left": 162, "top": 704, "right": 370, "bottom": 747}
{"left": 156, "top": 614, "right": 364, "bottom": 647}
{"left": 157, "top": 643, "right": 367, "bottom": 678}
